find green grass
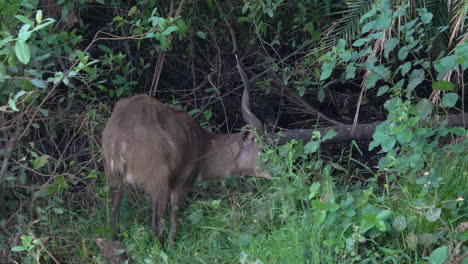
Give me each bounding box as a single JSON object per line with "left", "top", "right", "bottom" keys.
{"left": 2, "top": 144, "right": 466, "bottom": 263}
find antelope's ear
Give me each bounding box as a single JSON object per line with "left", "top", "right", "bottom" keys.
{"left": 241, "top": 125, "right": 254, "bottom": 143}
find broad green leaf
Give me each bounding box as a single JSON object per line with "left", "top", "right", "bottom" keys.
{"left": 32, "top": 19, "right": 55, "bottom": 32}
{"left": 375, "top": 12, "right": 391, "bottom": 30}
{"left": 416, "top": 99, "right": 432, "bottom": 119}
{"left": 162, "top": 25, "right": 178, "bottom": 35}
{"left": 427, "top": 246, "right": 448, "bottom": 264}
{"left": 39, "top": 108, "right": 49, "bottom": 117}
{"left": 33, "top": 155, "right": 50, "bottom": 169}
{"left": 352, "top": 38, "right": 370, "bottom": 47}
{"left": 371, "top": 32, "right": 384, "bottom": 39}
{"left": 362, "top": 21, "right": 376, "bottom": 33}
{"left": 407, "top": 69, "right": 425, "bottom": 92}
{"left": 322, "top": 129, "right": 337, "bottom": 141}
{"left": 434, "top": 55, "right": 457, "bottom": 73}
{"left": 345, "top": 63, "right": 356, "bottom": 80}
{"left": 377, "top": 85, "right": 389, "bottom": 96}
{"left": 359, "top": 8, "right": 377, "bottom": 23}
{"left": 381, "top": 136, "right": 396, "bottom": 152}
{"left": 18, "top": 24, "right": 32, "bottom": 41}
{"left": 11, "top": 246, "right": 26, "bottom": 252}
{"left": 304, "top": 140, "right": 320, "bottom": 154}
{"left": 426, "top": 207, "right": 441, "bottom": 222}
{"left": 417, "top": 8, "right": 433, "bottom": 24}
{"left": 392, "top": 216, "right": 407, "bottom": 232}
{"left": 375, "top": 219, "right": 386, "bottom": 231}
{"left": 30, "top": 79, "right": 47, "bottom": 89}
{"left": 364, "top": 72, "right": 381, "bottom": 89}
{"left": 15, "top": 15, "right": 34, "bottom": 26}
{"left": 309, "top": 182, "right": 321, "bottom": 199}
{"left": 336, "top": 39, "right": 346, "bottom": 52}
{"left": 128, "top": 6, "right": 137, "bottom": 16}
{"left": 398, "top": 46, "right": 409, "bottom": 60}
{"left": 376, "top": 210, "right": 392, "bottom": 220}
{"left": 196, "top": 31, "right": 206, "bottom": 39}
{"left": 383, "top": 38, "right": 399, "bottom": 58}
{"left": 317, "top": 89, "right": 325, "bottom": 102}
{"left": 311, "top": 199, "right": 325, "bottom": 210}
{"left": 406, "top": 232, "right": 418, "bottom": 250}
{"left": 399, "top": 62, "right": 411, "bottom": 76}
{"left": 441, "top": 92, "right": 458, "bottom": 108}
{"left": 320, "top": 60, "right": 335, "bottom": 81}
{"left": 432, "top": 80, "right": 455, "bottom": 91}
{"left": 14, "top": 40, "right": 30, "bottom": 64}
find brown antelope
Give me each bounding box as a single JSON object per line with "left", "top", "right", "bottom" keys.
{"left": 102, "top": 62, "right": 271, "bottom": 246}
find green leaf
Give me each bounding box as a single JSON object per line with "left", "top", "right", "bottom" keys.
{"left": 322, "top": 129, "right": 337, "bottom": 141}
{"left": 352, "top": 38, "right": 370, "bottom": 47}
{"left": 375, "top": 12, "right": 391, "bottom": 30}
{"left": 162, "top": 25, "right": 178, "bottom": 35}
{"left": 304, "top": 140, "right": 320, "bottom": 154}
{"left": 33, "top": 155, "right": 50, "bottom": 170}
{"left": 375, "top": 219, "right": 386, "bottom": 231}
{"left": 426, "top": 207, "right": 441, "bottom": 222}
{"left": 311, "top": 199, "right": 325, "bottom": 210}
{"left": 317, "top": 89, "right": 325, "bottom": 102}
{"left": 11, "top": 246, "right": 26, "bottom": 252}
{"left": 15, "top": 15, "right": 34, "bottom": 26}
{"left": 427, "top": 246, "right": 448, "bottom": 264}
{"left": 398, "top": 46, "right": 409, "bottom": 60}
{"left": 384, "top": 38, "right": 399, "bottom": 58}
{"left": 32, "top": 18, "right": 55, "bottom": 32}
{"left": 309, "top": 182, "right": 321, "bottom": 199}
{"left": 336, "top": 39, "right": 346, "bottom": 52}
{"left": 128, "top": 6, "right": 137, "bottom": 16}
{"left": 376, "top": 210, "right": 392, "bottom": 220}
{"left": 434, "top": 55, "right": 457, "bottom": 73}
{"left": 39, "top": 108, "right": 49, "bottom": 117}
{"left": 399, "top": 62, "right": 411, "bottom": 76}
{"left": 381, "top": 136, "right": 396, "bottom": 152}
{"left": 432, "top": 80, "right": 455, "bottom": 91}
{"left": 18, "top": 24, "right": 32, "bottom": 41}
{"left": 406, "top": 232, "right": 418, "bottom": 250}
{"left": 441, "top": 93, "right": 458, "bottom": 108}
{"left": 392, "top": 216, "right": 407, "bottom": 232}
{"left": 196, "top": 31, "right": 206, "bottom": 39}
{"left": 416, "top": 99, "right": 432, "bottom": 119}
{"left": 417, "top": 8, "right": 433, "bottom": 24}
{"left": 345, "top": 63, "right": 356, "bottom": 80}
{"left": 407, "top": 69, "right": 425, "bottom": 92}
{"left": 359, "top": 8, "right": 377, "bottom": 23}
{"left": 320, "top": 60, "right": 335, "bottom": 81}
{"left": 362, "top": 21, "right": 376, "bottom": 33}
{"left": 15, "top": 40, "right": 30, "bottom": 64}
{"left": 377, "top": 85, "right": 389, "bottom": 96}
{"left": 364, "top": 72, "right": 381, "bottom": 89}
{"left": 30, "top": 79, "right": 47, "bottom": 89}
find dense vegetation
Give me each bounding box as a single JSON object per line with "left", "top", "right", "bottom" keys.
{"left": 0, "top": 0, "right": 466, "bottom": 263}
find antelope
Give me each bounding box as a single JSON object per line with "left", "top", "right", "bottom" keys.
{"left": 102, "top": 62, "right": 271, "bottom": 246}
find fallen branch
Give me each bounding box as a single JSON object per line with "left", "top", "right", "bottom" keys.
{"left": 271, "top": 112, "right": 467, "bottom": 145}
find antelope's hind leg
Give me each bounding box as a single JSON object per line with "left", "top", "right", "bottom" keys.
{"left": 169, "top": 184, "right": 188, "bottom": 245}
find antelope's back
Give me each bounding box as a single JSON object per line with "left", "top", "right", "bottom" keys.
{"left": 102, "top": 95, "right": 205, "bottom": 189}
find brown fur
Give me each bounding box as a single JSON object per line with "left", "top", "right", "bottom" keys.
{"left": 102, "top": 95, "right": 270, "bottom": 246}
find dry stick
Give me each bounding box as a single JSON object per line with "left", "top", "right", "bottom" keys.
{"left": 0, "top": 134, "right": 18, "bottom": 183}
{"left": 149, "top": 0, "right": 186, "bottom": 96}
